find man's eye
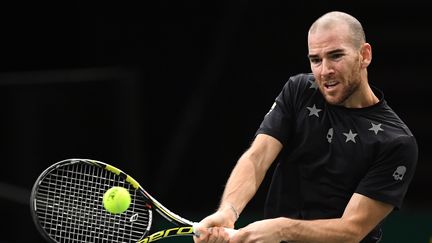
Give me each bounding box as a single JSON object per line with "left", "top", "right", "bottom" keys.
{"left": 310, "top": 58, "right": 321, "bottom": 64}
{"left": 330, "top": 53, "right": 344, "bottom": 60}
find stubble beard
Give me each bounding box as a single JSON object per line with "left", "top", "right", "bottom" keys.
{"left": 321, "top": 79, "right": 361, "bottom": 106}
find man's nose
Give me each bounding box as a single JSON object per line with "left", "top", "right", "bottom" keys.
{"left": 320, "top": 59, "right": 334, "bottom": 77}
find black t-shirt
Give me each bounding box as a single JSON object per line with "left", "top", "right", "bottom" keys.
{"left": 256, "top": 73, "right": 418, "bottom": 240}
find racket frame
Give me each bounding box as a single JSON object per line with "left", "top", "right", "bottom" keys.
{"left": 30, "top": 158, "right": 199, "bottom": 243}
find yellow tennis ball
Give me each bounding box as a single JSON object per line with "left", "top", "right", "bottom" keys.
{"left": 103, "top": 186, "right": 131, "bottom": 214}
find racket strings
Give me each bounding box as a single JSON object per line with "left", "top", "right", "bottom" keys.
{"left": 34, "top": 161, "right": 150, "bottom": 242}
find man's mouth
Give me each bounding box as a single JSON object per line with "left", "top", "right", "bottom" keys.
{"left": 324, "top": 81, "right": 339, "bottom": 90}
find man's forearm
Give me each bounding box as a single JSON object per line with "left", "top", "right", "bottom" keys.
{"left": 278, "top": 217, "right": 361, "bottom": 243}
{"left": 219, "top": 153, "right": 264, "bottom": 218}
{"left": 192, "top": 135, "right": 281, "bottom": 237}
{"left": 276, "top": 193, "right": 394, "bottom": 243}
{"left": 219, "top": 134, "right": 282, "bottom": 219}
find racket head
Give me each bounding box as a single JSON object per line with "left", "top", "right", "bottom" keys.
{"left": 30, "top": 158, "right": 152, "bottom": 242}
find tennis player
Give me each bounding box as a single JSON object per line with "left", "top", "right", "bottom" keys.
{"left": 194, "top": 11, "right": 418, "bottom": 243}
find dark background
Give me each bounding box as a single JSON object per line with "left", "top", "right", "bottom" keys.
{"left": 0, "top": 1, "right": 430, "bottom": 242}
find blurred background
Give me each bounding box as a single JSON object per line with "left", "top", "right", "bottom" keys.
{"left": 0, "top": 1, "right": 430, "bottom": 242}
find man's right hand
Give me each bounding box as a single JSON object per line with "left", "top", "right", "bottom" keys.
{"left": 193, "top": 205, "right": 238, "bottom": 243}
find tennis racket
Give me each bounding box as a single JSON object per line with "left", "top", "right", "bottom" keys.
{"left": 30, "top": 158, "right": 236, "bottom": 242}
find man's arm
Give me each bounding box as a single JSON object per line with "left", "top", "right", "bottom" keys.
{"left": 194, "top": 134, "right": 282, "bottom": 242}
{"left": 231, "top": 193, "right": 394, "bottom": 243}
{"left": 219, "top": 133, "right": 283, "bottom": 220}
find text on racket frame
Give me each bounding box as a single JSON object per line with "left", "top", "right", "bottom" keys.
{"left": 138, "top": 226, "right": 194, "bottom": 243}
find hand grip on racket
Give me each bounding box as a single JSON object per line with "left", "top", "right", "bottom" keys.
{"left": 192, "top": 222, "right": 238, "bottom": 238}
{"left": 30, "top": 158, "right": 237, "bottom": 243}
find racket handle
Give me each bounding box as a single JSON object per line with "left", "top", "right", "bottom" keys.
{"left": 192, "top": 222, "right": 238, "bottom": 238}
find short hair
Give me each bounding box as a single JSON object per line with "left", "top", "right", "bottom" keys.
{"left": 309, "top": 11, "right": 366, "bottom": 48}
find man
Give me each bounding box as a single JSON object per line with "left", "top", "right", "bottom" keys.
{"left": 194, "top": 11, "right": 418, "bottom": 243}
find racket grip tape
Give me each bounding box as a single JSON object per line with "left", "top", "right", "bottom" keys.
{"left": 192, "top": 222, "right": 238, "bottom": 238}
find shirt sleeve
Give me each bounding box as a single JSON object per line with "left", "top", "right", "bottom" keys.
{"left": 255, "top": 78, "right": 297, "bottom": 146}
{"left": 355, "top": 135, "right": 418, "bottom": 209}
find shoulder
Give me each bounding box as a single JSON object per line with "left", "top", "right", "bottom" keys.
{"left": 385, "top": 130, "right": 418, "bottom": 156}
{"left": 284, "top": 73, "right": 315, "bottom": 88}
{"left": 280, "top": 73, "right": 317, "bottom": 98}
{"left": 274, "top": 73, "right": 322, "bottom": 112}
{"left": 368, "top": 86, "right": 416, "bottom": 141}
{"left": 379, "top": 101, "right": 416, "bottom": 139}
{"left": 374, "top": 105, "right": 419, "bottom": 165}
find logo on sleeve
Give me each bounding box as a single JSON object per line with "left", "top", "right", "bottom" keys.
{"left": 266, "top": 102, "right": 276, "bottom": 115}
{"left": 392, "top": 166, "right": 407, "bottom": 181}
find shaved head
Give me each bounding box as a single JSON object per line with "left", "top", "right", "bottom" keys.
{"left": 309, "top": 11, "right": 366, "bottom": 49}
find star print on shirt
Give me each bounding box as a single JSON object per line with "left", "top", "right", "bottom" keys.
{"left": 309, "top": 80, "right": 318, "bottom": 89}
{"left": 369, "top": 122, "right": 384, "bottom": 135}
{"left": 306, "top": 104, "right": 322, "bottom": 117}
{"left": 343, "top": 129, "right": 358, "bottom": 143}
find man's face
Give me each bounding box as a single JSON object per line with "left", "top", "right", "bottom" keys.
{"left": 307, "top": 25, "right": 364, "bottom": 107}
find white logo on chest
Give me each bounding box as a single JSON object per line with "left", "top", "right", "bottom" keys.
{"left": 393, "top": 166, "right": 407, "bottom": 181}
{"left": 326, "top": 128, "right": 333, "bottom": 143}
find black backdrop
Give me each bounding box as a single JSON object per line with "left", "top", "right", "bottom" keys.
{"left": 0, "top": 1, "right": 430, "bottom": 242}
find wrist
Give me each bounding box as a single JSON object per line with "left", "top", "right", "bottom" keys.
{"left": 278, "top": 217, "right": 298, "bottom": 240}
{"left": 219, "top": 202, "right": 239, "bottom": 223}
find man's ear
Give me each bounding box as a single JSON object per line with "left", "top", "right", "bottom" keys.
{"left": 360, "top": 43, "right": 372, "bottom": 68}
